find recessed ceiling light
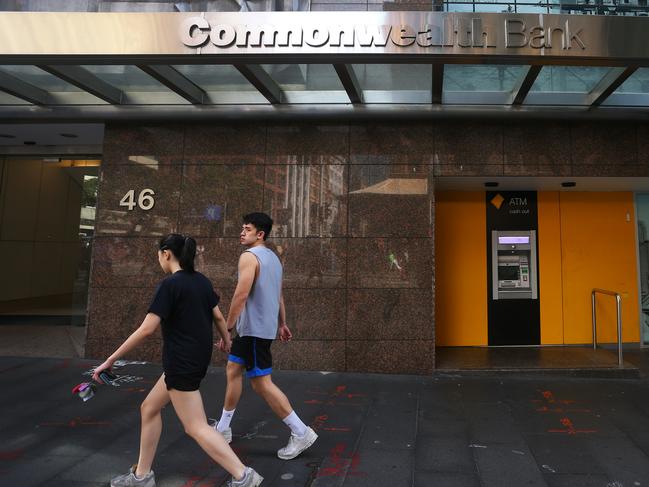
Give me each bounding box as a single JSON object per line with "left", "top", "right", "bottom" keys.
{"left": 484, "top": 182, "right": 499, "bottom": 188}
{"left": 23, "top": 141, "right": 36, "bottom": 145}
{"left": 59, "top": 133, "right": 78, "bottom": 138}
{"left": 561, "top": 181, "right": 577, "bottom": 188}
{"left": 0, "top": 133, "right": 16, "bottom": 139}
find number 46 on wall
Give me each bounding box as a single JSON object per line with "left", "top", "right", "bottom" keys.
{"left": 120, "top": 189, "right": 155, "bottom": 211}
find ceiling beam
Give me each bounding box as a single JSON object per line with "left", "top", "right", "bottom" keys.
{"left": 333, "top": 64, "right": 363, "bottom": 104}
{"left": 38, "top": 65, "right": 124, "bottom": 104}
{"left": 509, "top": 65, "right": 542, "bottom": 105}
{"left": 587, "top": 66, "right": 638, "bottom": 107}
{"left": 234, "top": 64, "right": 283, "bottom": 104}
{"left": 0, "top": 70, "right": 49, "bottom": 105}
{"left": 137, "top": 65, "right": 206, "bottom": 104}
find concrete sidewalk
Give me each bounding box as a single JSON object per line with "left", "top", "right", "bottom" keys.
{"left": 1, "top": 356, "right": 649, "bottom": 487}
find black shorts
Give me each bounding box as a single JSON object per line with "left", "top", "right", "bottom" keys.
{"left": 228, "top": 335, "right": 273, "bottom": 378}
{"left": 164, "top": 370, "right": 205, "bottom": 391}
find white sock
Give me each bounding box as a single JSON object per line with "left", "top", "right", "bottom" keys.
{"left": 282, "top": 410, "right": 308, "bottom": 437}
{"left": 217, "top": 408, "right": 235, "bottom": 432}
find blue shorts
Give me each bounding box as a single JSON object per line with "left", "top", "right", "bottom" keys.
{"left": 228, "top": 336, "right": 273, "bottom": 378}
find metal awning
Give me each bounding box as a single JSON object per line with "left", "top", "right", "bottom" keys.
{"left": 1, "top": 11, "right": 649, "bottom": 121}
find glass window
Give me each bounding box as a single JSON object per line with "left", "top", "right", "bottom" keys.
{"left": 445, "top": 65, "right": 526, "bottom": 92}
{"left": 531, "top": 66, "right": 611, "bottom": 93}
{"left": 444, "top": 3, "right": 476, "bottom": 12}
{"left": 603, "top": 68, "right": 649, "bottom": 106}
{"left": 0, "top": 65, "right": 106, "bottom": 104}
{"left": 515, "top": 4, "right": 549, "bottom": 13}
{"left": 0, "top": 65, "right": 83, "bottom": 92}
{"left": 613, "top": 68, "right": 649, "bottom": 94}
{"left": 173, "top": 65, "right": 257, "bottom": 92}
{"left": 260, "top": 64, "right": 348, "bottom": 103}
{"left": 0, "top": 158, "right": 100, "bottom": 335}
{"left": 0, "top": 92, "right": 31, "bottom": 104}
{"left": 526, "top": 66, "right": 613, "bottom": 105}
{"left": 637, "top": 193, "right": 649, "bottom": 346}
{"left": 81, "top": 65, "right": 190, "bottom": 104}
{"left": 351, "top": 64, "right": 432, "bottom": 103}
{"left": 444, "top": 64, "right": 527, "bottom": 104}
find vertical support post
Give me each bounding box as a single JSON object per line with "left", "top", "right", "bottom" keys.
{"left": 616, "top": 294, "right": 623, "bottom": 367}
{"left": 592, "top": 291, "right": 597, "bottom": 350}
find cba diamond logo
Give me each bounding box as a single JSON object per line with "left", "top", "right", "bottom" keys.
{"left": 490, "top": 193, "right": 505, "bottom": 210}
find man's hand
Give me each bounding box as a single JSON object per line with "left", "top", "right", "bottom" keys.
{"left": 279, "top": 323, "right": 293, "bottom": 342}
{"left": 216, "top": 337, "right": 232, "bottom": 353}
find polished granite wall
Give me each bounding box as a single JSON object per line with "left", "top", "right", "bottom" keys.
{"left": 85, "top": 120, "right": 647, "bottom": 375}
{"left": 86, "top": 122, "right": 435, "bottom": 374}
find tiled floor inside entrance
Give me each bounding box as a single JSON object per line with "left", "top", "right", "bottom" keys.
{"left": 436, "top": 346, "right": 643, "bottom": 378}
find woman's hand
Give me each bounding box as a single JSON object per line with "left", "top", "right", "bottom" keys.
{"left": 92, "top": 359, "right": 114, "bottom": 383}
{"left": 216, "top": 337, "right": 232, "bottom": 354}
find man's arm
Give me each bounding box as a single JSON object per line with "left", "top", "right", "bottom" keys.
{"left": 226, "top": 252, "right": 257, "bottom": 331}
{"left": 92, "top": 313, "right": 160, "bottom": 382}
{"left": 278, "top": 291, "right": 292, "bottom": 342}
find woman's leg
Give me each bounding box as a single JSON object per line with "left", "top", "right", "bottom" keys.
{"left": 169, "top": 388, "right": 246, "bottom": 480}
{"left": 135, "top": 374, "right": 170, "bottom": 477}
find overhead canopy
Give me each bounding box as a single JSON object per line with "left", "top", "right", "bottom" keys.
{"left": 1, "top": 11, "right": 649, "bottom": 120}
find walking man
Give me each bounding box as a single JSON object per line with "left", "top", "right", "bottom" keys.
{"left": 214, "top": 212, "right": 318, "bottom": 460}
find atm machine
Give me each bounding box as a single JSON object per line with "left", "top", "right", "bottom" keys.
{"left": 491, "top": 230, "right": 538, "bottom": 301}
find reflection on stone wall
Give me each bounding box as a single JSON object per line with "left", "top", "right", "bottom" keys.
{"left": 87, "top": 122, "right": 436, "bottom": 374}
{"left": 87, "top": 120, "right": 646, "bottom": 373}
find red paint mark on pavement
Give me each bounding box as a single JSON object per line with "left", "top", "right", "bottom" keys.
{"left": 548, "top": 417, "right": 597, "bottom": 435}
{"left": 121, "top": 387, "right": 147, "bottom": 393}
{"left": 312, "top": 414, "right": 328, "bottom": 431}
{"left": 317, "top": 443, "right": 365, "bottom": 478}
{"left": 536, "top": 406, "right": 592, "bottom": 414}
{"left": 0, "top": 449, "right": 24, "bottom": 461}
{"left": 322, "top": 427, "right": 352, "bottom": 432}
{"left": 179, "top": 476, "right": 202, "bottom": 487}
{"left": 39, "top": 417, "right": 111, "bottom": 428}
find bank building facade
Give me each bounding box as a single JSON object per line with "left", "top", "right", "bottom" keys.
{"left": 1, "top": 0, "right": 649, "bottom": 375}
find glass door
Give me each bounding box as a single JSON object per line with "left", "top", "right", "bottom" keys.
{"left": 636, "top": 193, "right": 649, "bottom": 346}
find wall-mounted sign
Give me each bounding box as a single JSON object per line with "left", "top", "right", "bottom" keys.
{"left": 119, "top": 189, "right": 155, "bottom": 211}
{"left": 181, "top": 16, "right": 586, "bottom": 51}
{"left": 0, "top": 11, "right": 647, "bottom": 61}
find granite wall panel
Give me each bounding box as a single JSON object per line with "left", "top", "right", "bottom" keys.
{"left": 266, "top": 124, "right": 349, "bottom": 165}
{"left": 91, "top": 119, "right": 649, "bottom": 375}
{"left": 101, "top": 125, "right": 185, "bottom": 165}
{"left": 503, "top": 122, "right": 572, "bottom": 177}
{"left": 263, "top": 164, "right": 348, "bottom": 237}
{"left": 183, "top": 124, "right": 266, "bottom": 165}
{"left": 571, "top": 122, "right": 636, "bottom": 167}
{"left": 179, "top": 164, "right": 265, "bottom": 238}
{"left": 89, "top": 122, "right": 436, "bottom": 374}
{"left": 95, "top": 163, "right": 182, "bottom": 237}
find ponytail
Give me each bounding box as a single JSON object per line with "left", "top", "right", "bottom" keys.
{"left": 179, "top": 236, "right": 196, "bottom": 273}
{"left": 159, "top": 233, "right": 196, "bottom": 272}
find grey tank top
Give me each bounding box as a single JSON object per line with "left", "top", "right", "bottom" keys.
{"left": 236, "top": 246, "right": 283, "bottom": 340}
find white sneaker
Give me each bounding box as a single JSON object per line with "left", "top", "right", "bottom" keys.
{"left": 277, "top": 427, "right": 318, "bottom": 460}
{"left": 110, "top": 465, "right": 155, "bottom": 487}
{"left": 211, "top": 421, "right": 233, "bottom": 443}
{"left": 226, "top": 466, "right": 263, "bottom": 487}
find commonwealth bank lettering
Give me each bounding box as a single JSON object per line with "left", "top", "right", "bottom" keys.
{"left": 180, "top": 17, "right": 586, "bottom": 50}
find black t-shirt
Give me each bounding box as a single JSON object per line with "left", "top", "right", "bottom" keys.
{"left": 148, "top": 270, "right": 219, "bottom": 376}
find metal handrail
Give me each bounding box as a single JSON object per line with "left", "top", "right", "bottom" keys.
{"left": 591, "top": 288, "right": 623, "bottom": 368}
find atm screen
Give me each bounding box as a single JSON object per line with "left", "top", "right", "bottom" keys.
{"left": 498, "top": 236, "right": 530, "bottom": 244}
{"left": 498, "top": 265, "right": 520, "bottom": 281}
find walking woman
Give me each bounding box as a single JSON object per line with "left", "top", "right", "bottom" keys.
{"left": 93, "top": 234, "right": 263, "bottom": 487}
